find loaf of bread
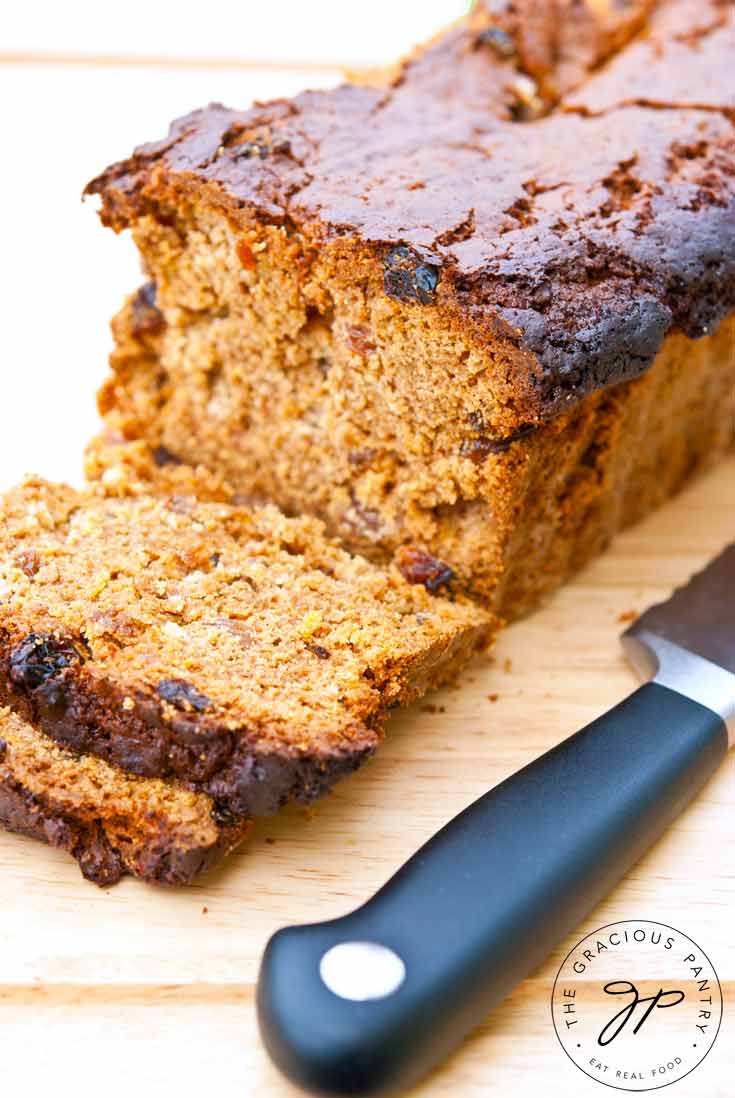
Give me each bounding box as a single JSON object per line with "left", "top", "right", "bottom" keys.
{"left": 85, "top": 0, "right": 735, "bottom": 615}
{"left": 3, "top": 0, "right": 733, "bottom": 886}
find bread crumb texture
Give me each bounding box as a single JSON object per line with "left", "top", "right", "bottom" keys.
{"left": 0, "top": 480, "right": 491, "bottom": 816}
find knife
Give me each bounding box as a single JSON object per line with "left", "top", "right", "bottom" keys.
{"left": 257, "top": 546, "right": 735, "bottom": 1098}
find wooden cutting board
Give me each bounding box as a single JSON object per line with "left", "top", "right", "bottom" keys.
{"left": 0, "top": 57, "right": 733, "bottom": 1098}
{"left": 0, "top": 459, "right": 732, "bottom": 1097}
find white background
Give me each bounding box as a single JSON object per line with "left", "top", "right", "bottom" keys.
{"left": 3, "top": 1, "right": 469, "bottom": 65}
{"left": 0, "top": 2, "right": 466, "bottom": 491}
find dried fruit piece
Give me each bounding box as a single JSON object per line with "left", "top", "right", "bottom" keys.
{"left": 130, "top": 281, "right": 166, "bottom": 339}
{"left": 237, "top": 239, "right": 256, "bottom": 270}
{"left": 152, "top": 445, "right": 182, "bottom": 468}
{"left": 347, "top": 448, "right": 377, "bottom": 470}
{"left": 460, "top": 424, "right": 536, "bottom": 463}
{"left": 13, "top": 550, "right": 41, "bottom": 578}
{"left": 477, "top": 26, "right": 517, "bottom": 58}
{"left": 9, "top": 634, "right": 85, "bottom": 691}
{"left": 211, "top": 800, "right": 239, "bottom": 827}
{"left": 156, "top": 678, "right": 212, "bottom": 713}
{"left": 234, "top": 139, "right": 270, "bottom": 160}
{"left": 345, "top": 325, "right": 376, "bottom": 356}
{"left": 384, "top": 246, "right": 440, "bottom": 305}
{"left": 306, "top": 644, "right": 331, "bottom": 660}
{"left": 395, "top": 547, "right": 455, "bottom": 594}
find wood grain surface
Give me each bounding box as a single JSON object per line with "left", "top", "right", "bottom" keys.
{"left": 0, "top": 460, "right": 732, "bottom": 1097}
{"left": 0, "top": 56, "right": 732, "bottom": 1098}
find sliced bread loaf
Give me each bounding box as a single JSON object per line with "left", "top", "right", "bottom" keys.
{"left": 0, "top": 479, "right": 491, "bottom": 818}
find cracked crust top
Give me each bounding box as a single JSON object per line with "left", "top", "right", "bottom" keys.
{"left": 86, "top": 0, "right": 735, "bottom": 428}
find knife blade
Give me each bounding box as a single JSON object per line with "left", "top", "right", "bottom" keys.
{"left": 257, "top": 546, "right": 735, "bottom": 1098}
{"left": 623, "top": 545, "right": 735, "bottom": 743}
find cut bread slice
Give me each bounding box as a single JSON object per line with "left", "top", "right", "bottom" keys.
{"left": 0, "top": 706, "right": 249, "bottom": 886}
{"left": 0, "top": 479, "right": 492, "bottom": 817}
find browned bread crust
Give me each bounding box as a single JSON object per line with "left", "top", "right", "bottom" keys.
{"left": 0, "top": 480, "right": 491, "bottom": 817}
{"left": 86, "top": 0, "right": 735, "bottom": 427}
{"left": 0, "top": 707, "right": 249, "bottom": 886}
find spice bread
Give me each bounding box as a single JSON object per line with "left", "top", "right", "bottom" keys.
{"left": 0, "top": 706, "right": 249, "bottom": 886}
{"left": 89, "top": 301, "right": 735, "bottom": 620}
{"left": 0, "top": 479, "right": 491, "bottom": 818}
{"left": 85, "top": 0, "right": 735, "bottom": 614}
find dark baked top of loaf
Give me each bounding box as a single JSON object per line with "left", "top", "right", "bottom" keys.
{"left": 87, "top": 0, "right": 735, "bottom": 421}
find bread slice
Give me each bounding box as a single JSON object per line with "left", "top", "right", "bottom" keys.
{"left": 84, "top": 0, "right": 735, "bottom": 613}
{"left": 0, "top": 706, "right": 249, "bottom": 886}
{"left": 0, "top": 479, "right": 491, "bottom": 817}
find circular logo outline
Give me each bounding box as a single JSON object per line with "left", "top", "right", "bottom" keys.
{"left": 551, "top": 920, "right": 723, "bottom": 1092}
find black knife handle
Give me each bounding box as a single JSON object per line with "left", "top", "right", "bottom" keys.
{"left": 257, "top": 683, "right": 727, "bottom": 1097}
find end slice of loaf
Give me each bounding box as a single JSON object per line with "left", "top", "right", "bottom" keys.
{"left": 0, "top": 479, "right": 492, "bottom": 817}
{"left": 0, "top": 706, "right": 249, "bottom": 886}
